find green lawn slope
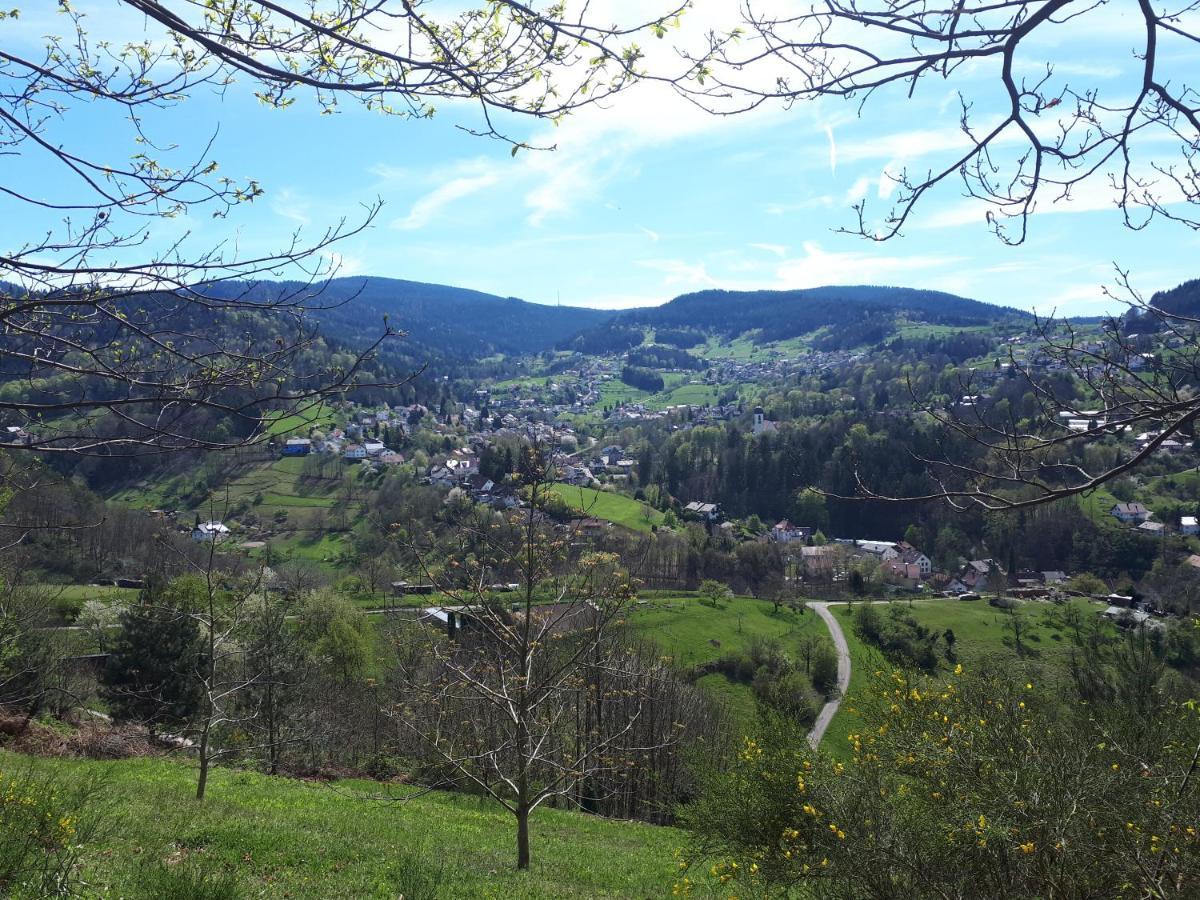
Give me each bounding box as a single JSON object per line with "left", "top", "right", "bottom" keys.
{"left": 547, "top": 484, "right": 664, "bottom": 533}
{"left": 3, "top": 752, "right": 683, "bottom": 899}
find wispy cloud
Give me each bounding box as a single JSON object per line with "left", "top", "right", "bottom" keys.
{"left": 392, "top": 165, "right": 499, "bottom": 231}
{"left": 774, "top": 241, "right": 962, "bottom": 288}
{"left": 271, "top": 188, "right": 312, "bottom": 227}
{"left": 638, "top": 257, "right": 722, "bottom": 289}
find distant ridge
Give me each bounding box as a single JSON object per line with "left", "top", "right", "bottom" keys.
{"left": 545, "top": 284, "right": 1032, "bottom": 351}
{"left": 198, "top": 276, "right": 617, "bottom": 357}
{"left": 621, "top": 285, "right": 1029, "bottom": 337}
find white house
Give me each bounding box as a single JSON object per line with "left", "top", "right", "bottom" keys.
{"left": 343, "top": 443, "right": 367, "bottom": 460}
{"left": 1110, "top": 502, "right": 1151, "bottom": 524}
{"left": 684, "top": 501, "right": 720, "bottom": 521}
{"left": 192, "top": 521, "right": 230, "bottom": 541}
{"left": 856, "top": 540, "right": 899, "bottom": 561}
{"left": 896, "top": 542, "right": 933, "bottom": 576}
{"left": 1182, "top": 516, "right": 1199, "bottom": 535}
{"left": 770, "top": 519, "right": 812, "bottom": 544}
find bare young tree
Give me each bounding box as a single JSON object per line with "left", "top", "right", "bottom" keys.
{"left": 387, "top": 449, "right": 680, "bottom": 870}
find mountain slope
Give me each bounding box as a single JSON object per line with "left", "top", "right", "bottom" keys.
{"left": 200, "top": 277, "right": 616, "bottom": 357}
{"left": 623, "top": 285, "right": 1029, "bottom": 338}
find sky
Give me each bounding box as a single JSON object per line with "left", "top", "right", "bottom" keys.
{"left": 3, "top": 2, "right": 1198, "bottom": 317}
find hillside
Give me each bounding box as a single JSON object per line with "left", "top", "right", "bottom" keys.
{"left": 198, "top": 277, "right": 616, "bottom": 358}
{"left": 627, "top": 285, "right": 1027, "bottom": 338}
{"left": 1, "top": 751, "right": 679, "bottom": 899}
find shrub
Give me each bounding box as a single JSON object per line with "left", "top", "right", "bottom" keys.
{"left": 0, "top": 765, "right": 99, "bottom": 897}
{"left": 810, "top": 647, "right": 839, "bottom": 696}
{"left": 680, "top": 666, "right": 1200, "bottom": 898}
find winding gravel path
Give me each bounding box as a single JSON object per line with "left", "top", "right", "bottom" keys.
{"left": 807, "top": 602, "right": 852, "bottom": 750}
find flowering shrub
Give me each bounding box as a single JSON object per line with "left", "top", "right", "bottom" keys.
{"left": 679, "top": 665, "right": 1200, "bottom": 898}
{"left": 0, "top": 766, "right": 94, "bottom": 897}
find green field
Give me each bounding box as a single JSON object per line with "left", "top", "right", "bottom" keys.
{"left": 903, "top": 596, "right": 1110, "bottom": 667}
{"left": 547, "top": 484, "right": 664, "bottom": 533}
{"left": 264, "top": 402, "right": 337, "bottom": 437}
{"left": 1, "top": 752, "right": 682, "bottom": 899}
{"left": 821, "top": 597, "right": 1120, "bottom": 757}
{"left": 596, "top": 379, "right": 651, "bottom": 406}
{"left": 896, "top": 323, "right": 992, "bottom": 340}
{"left": 629, "top": 593, "right": 833, "bottom": 733}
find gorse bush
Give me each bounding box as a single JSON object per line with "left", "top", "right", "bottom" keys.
{"left": 680, "top": 664, "right": 1200, "bottom": 898}
{"left": 0, "top": 765, "right": 97, "bottom": 897}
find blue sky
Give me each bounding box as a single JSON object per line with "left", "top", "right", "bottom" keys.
{"left": 5, "top": 2, "right": 1198, "bottom": 316}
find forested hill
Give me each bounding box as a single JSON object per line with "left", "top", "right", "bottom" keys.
{"left": 198, "top": 277, "right": 616, "bottom": 358}
{"left": 621, "top": 285, "right": 1029, "bottom": 342}
{"left": 1148, "top": 278, "right": 1200, "bottom": 317}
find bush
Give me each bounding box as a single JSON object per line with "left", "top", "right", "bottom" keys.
{"left": 0, "top": 765, "right": 99, "bottom": 898}
{"left": 681, "top": 666, "right": 1200, "bottom": 898}
{"left": 810, "top": 647, "right": 839, "bottom": 696}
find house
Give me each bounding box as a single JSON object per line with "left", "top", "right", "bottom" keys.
{"left": 1110, "top": 502, "right": 1151, "bottom": 524}
{"left": 683, "top": 501, "right": 720, "bottom": 521}
{"left": 800, "top": 545, "right": 839, "bottom": 577}
{"left": 1182, "top": 516, "right": 1199, "bottom": 535}
{"left": 570, "top": 518, "right": 610, "bottom": 538}
{"left": 2, "top": 426, "right": 32, "bottom": 445}
{"left": 1138, "top": 521, "right": 1166, "bottom": 535}
{"left": 855, "top": 540, "right": 899, "bottom": 561}
{"left": 770, "top": 519, "right": 812, "bottom": 544}
{"left": 1103, "top": 606, "right": 1160, "bottom": 629}
{"left": 1042, "top": 570, "right": 1069, "bottom": 585}
{"left": 192, "top": 521, "right": 230, "bottom": 541}
{"left": 950, "top": 559, "right": 1003, "bottom": 593}
{"left": 379, "top": 452, "right": 405, "bottom": 465}
{"left": 465, "top": 474, "right": 495, "bottom": 496}
{"left": 446, "top": 456, "right": 480, "bottom": 477}
{"left": 391, "top": 581, "right": 436, "bottom": 597}
{"left": 362, "top": 440, "right": 387, "bottom": 457}
{"left": 282, "top": 437, "right": 312, "bottom": 456}
{"left": 896, "top": 541, "right": 932, "bottom": 576}
{"left": 343, "top": 443, "right": 367, "bottom": 461}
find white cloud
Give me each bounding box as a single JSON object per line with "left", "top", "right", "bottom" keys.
{"left": 638, "top": 257, "right": 722, "bottom": 289}
{"left": 392, "top": 166, "right": 499, "bottom": 231}
{"left": 271, "top": 188, "right": 312, "bottom": 227}
{"left": 774, "top": 241, "right": 962, "bottom": 288}
{"left": 750, "top": 242, "right": 788, "bottom": 257}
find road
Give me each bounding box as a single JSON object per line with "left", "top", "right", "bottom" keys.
{"left": 807, "top": 602, "right": 852, "bottom": 750}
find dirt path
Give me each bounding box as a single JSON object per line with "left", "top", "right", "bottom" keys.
{"left": 807, "top": 602, "right": 852, "bottom": 750}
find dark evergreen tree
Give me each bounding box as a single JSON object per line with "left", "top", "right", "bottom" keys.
{"left": 101, "top": 579, "right": 202, "bottom": 735}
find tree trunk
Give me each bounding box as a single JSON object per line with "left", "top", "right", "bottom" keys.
{"left": 196, "top": 724, "right": 210, "bottom": 801}
{"left": 266, "top": 680, "right": 279, "bottom": 776}
{"left": 516, "top": 804, "right": 531, "bottom": 870}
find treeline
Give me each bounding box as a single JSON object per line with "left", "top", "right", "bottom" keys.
{"left": 626, "top": 344, "right": 703, "bottom": 370}
{"left": 621, "top": 365, "right": 665, "bottom": 392}
{"left": 622, "top": 285, "right": 1027, "bottom": 343}
{"left": 560, "top": 321, "right": 645, "bottom": 355}
{"left": 653, "top": 327, "right": 706, "bottom": 349}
